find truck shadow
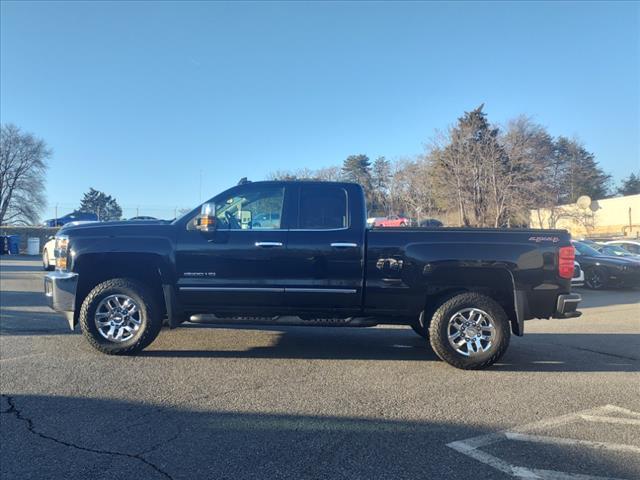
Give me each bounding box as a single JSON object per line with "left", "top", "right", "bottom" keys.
{"left": 1, "top": 394, "right": 638, "bottom": 480}
{"left": 142, "top": 326, "right": 640, "bottom": 373}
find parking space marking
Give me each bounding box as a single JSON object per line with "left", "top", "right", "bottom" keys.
{"left": 504, "top": 432, "right": 640, "bottom": 454}
{"left": 580, "top": 415, "right": 640, "bottom": 426}
{"left": 447, "top": 405, "right": 640, "bottom": 480}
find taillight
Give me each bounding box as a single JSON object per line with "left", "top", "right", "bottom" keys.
{"left": 558, "top": 246, "right": 575, "bottom": 279}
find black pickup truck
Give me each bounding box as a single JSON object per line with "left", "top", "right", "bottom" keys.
{"left": 44, "top": 181, "right": 581, "bottom": 369}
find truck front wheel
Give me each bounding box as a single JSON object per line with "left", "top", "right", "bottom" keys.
{"left": 428, "top": 292, "right": 510, "bottom": 369}
{"left": 79, "top": 278, "right": 163, "bottom": 355}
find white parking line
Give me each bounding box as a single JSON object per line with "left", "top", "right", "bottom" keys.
{"left": 447, "top": 405, "right": 640, "bottom": 480}
{"left": 505, "top": 432, "right": 640, "bottom": 454}
{"left": 580, "top": 415, "right": 640, "bottom": 426}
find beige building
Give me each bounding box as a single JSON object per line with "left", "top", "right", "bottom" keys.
{"left": 530, "top": 194, "right": 640, "bottom": 239}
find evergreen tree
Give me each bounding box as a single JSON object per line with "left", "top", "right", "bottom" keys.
{"left": 554, "top": 137, "right": 611, "bottom": 202}
{"left": 78, "top": 188, "right": 122, "bottom": 221}
{"left": 432, "top": 104, "right": 506, "bottom": 226}
{"left": 341, "top": 154, "right": 374, "bottom": 210}
{"left": 371, "top": 156, "right": 391, "bottom": 215}
{"left": 617, "top": 172, "right": 640, "bottom": 196}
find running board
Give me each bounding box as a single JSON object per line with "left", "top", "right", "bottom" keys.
{"left": 188, "top": 315, "right": 378, "bottom": 327}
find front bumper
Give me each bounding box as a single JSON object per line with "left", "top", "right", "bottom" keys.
{"left": 44, "top": 271, "right": 78, "bottom": 329}
{"left": 553, "top": 293, "right": 582, "bottom": 319}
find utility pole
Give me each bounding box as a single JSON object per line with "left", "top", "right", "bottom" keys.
{"left": 55, "top": 204, "right": 58, "bottom": 225}
{"left": 199, "top": 170, "right": 203, "bottom": 203}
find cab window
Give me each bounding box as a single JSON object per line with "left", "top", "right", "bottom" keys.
{"left": 215, "top": 185, "right": 284, "bottom": 230}
{"left": 298, "top": 185, "right": 348, "bottom": 229}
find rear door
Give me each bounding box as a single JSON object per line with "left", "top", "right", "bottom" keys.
{"left": 284, "top": 184, "right": 365, "bottom": 312}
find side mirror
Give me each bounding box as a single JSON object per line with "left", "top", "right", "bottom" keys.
{"left": 195, "top": 203, "right": 217, "bottom": 233}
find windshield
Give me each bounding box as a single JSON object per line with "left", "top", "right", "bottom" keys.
{"left": 597, "top": 244, "right": 633, "bottom": 256}
{"left": 572, "top": 241, "right": 602, "bottom": 257}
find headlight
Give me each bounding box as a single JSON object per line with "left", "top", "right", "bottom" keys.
{"left": 54, "top": 235, "right": 69, "bottom": 270}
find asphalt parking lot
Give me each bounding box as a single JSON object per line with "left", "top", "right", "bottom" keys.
{"left": 1, "top": 256, "right": 639, "bottom": 480}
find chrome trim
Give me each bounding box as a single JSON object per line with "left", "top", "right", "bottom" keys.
{"left": 447, "top": 307, "right": 496, "bottom": 357}
{"left": 179, "top": 287, "right": 284, "bottom": 292}
{"left": 94, "top": 294, "right": 142, "bottom": 343}
{"left": 44, "top": 271, "right": 79, "bottom": 330}
{"left": 289, "top": 227, "right": 349, "bottom": 232}
{"left": 255, "top": 241, "right": 283, "bottom": 247}
{"left": 192, "top": 227, "right": 350, "bottom": 232}
{"left": 330, "top": 243, "right": 358, "bottom": 248}
{"left": 178, "top": 287, "right": 357, "bottom": 294}
{"left": 285, "top": 288, "right": 357, "bottom": 294}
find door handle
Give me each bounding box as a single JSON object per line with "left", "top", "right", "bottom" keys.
{"left": 255, "top": 242, "right": 283, "bottom": 248}
{"left": 330, "top": 243, "right": 358, "bottom": 248}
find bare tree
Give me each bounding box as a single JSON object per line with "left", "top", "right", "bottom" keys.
{"left": 0, "top": 124, "right": 50, "bottom": 225}
{"left": 268, "top": 166, "right": 342, "bottom": 182}
{"left": 494, "top": 116, "right": 553, "bottom": 227}
{"left": 389, "top": 157, "right": 439, "bottom": 222}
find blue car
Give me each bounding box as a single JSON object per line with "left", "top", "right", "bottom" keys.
{"left": 44, "top": 211, "right": 98, "bottom": 227}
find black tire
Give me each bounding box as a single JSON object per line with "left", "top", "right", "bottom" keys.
{"left": 410, "top": 311, "right": 430, "bottom": 339}
{"left": 584, "top": 267, "right": 606, "bottom": 290}
{"left": 79, "top": 278, "right": 162, "bottom": 355}
{"left": 42, "top": 249, "right": 54, "bottom": 271}
{"left": 428, "top": 292, "right": 510, "bottom": 370}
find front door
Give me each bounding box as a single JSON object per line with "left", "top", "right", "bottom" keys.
{"left": 176, "top": 183, "right": 290, "bottom": 312}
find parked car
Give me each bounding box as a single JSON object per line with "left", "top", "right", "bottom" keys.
{"left": 605, "top": 240, "right": 640, "bottom": 256}
{"left": 572, "top": 240, "right": 640, "bottom": 289}
{"left": 373, "top": 215, "right": 410, "bottom": 227}
{"left": 572, "top": 261, "right": 584, "bottom": 287}
{"left": 42, "top": 221, "right": 98, "bottom": 271}
{"left": 419, "top": 218, "right": 444, "bottom": 228}
{"left": 44, "top": 211, "right": 98, "bottom": 227}
{"left": 42, "top": 236, "right": 56, "bottom": 271}
{"left": 44, "top": 181, "right": 581, "bottom": 370}
{"left": 251, "top": 212, "right": 281, "bottom": 229}
{"left": 593, "top": 243, "right": 640, "bottom": 259}
{"left": 127, "top": 216, "right": 158, "bottom": 221}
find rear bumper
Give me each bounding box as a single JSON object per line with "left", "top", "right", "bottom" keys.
{"left": 553, "top": 293, "right": 582, "bottom": 319}
{"left": 44, "top": 271, "right": 78, "bottom": 329}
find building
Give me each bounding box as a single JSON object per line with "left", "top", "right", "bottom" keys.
{"left": 530, "top": 194, "right": 640, "bottom": 239}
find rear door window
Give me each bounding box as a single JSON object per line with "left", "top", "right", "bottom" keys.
{"left": 298, "top": 185, "right": 348, "bottom": 230}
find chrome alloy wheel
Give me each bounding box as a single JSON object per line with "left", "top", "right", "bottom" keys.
{"left": 94, "top": 294, "right": 142, "bottom": 343}
{"left": 447, "top": 308, "right": 495, "bottom": 357}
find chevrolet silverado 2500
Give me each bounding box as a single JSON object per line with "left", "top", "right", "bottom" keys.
{"left": 44, "top": 181, "right": 581, "bottom": 369}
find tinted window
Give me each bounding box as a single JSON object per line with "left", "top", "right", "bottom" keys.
{"left": 572, "top": 241, "right": 601, "bottom": 257}
{"left": 215, "top": 185, "right": 284, "bottom": 230}
{"left": 299, "top": 185, "right": 348, "bottom": 229}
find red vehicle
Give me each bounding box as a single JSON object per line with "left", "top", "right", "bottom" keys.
{"left": 374, "top": 215, "right": 410, "bottom": 227}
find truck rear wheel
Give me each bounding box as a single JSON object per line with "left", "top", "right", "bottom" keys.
{"left": 428, "top": 292, "right": 510, "bottom": 369}
{"left": 79, "top": 278, "right": 162, "bottom": 355}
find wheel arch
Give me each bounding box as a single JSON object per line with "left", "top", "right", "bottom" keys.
{"left": 73, "top": 253, "right": 173, "bottom": 326}
{"left": 423, "top": 266, "right": 523, "bottom": 336}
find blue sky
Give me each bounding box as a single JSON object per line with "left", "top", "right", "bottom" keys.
{"left": 1, "top": 1, "right": 638, "bottom": 220}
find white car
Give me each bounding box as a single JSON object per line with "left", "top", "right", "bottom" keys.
{"left": 42, "top": 236, "right": 56, "bottom": 271}
{"left": 42, "top": 220, "right": 98, "bottom": 271}
{"left": 571, "top": 261, "right": 584, "bottom": 287}
{"left": 604, "top": 240, "right": 640, "bottom": 256}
